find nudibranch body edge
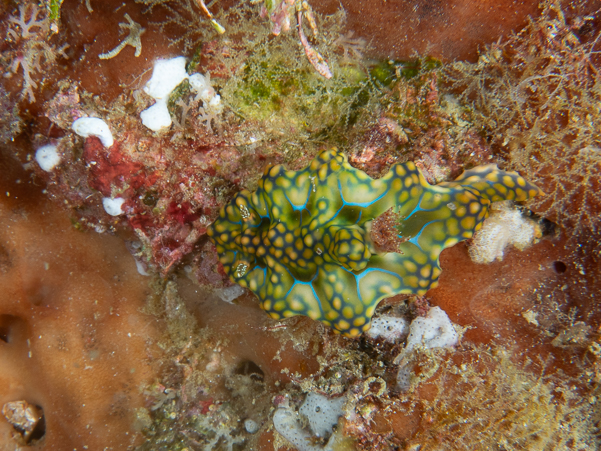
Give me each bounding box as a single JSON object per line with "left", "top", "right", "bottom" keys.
{"left": 208, "top": 149, "right": 541, "bottom": 337}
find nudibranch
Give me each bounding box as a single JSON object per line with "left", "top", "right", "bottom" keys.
{"left": 207, "top": 149, "right": 541, "bottom": 337}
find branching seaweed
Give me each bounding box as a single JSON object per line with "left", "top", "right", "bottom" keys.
{"left": 3, "top": 3, "right": 68, "bottom": 103}
{"left": 443, "top": 0, "right": 601, "bottom": 237}
{"left": 404, "top": 345, "right": 600, "bottom": 450}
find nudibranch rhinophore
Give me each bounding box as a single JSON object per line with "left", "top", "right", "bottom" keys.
{"left": 207, "top": 149, "right": 541, "bottom": 337}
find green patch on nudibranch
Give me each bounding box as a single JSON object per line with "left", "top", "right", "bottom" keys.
{"left": 208, "top": 150, "right": 541, "bottom": 337}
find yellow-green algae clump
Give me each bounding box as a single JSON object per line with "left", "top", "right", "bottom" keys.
{"left": 208, "top": 149, "right": 540, "bottom": 337}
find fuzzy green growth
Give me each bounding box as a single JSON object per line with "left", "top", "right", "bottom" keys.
{"left": 442, "top": 0, "right": 601, "bottom": 236}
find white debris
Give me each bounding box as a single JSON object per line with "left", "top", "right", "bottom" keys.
{"left": 469, "top": 201, "right": 541, "bottom": 264}
{"left": 404, "top": 306, "right": 459, "bottom": 353}
{"left": 273, "top": 393, "right": 345, "bottom": 451}
{"left": 396, "top": 306, "right": 460, "bottom": 391}
{"left": 215, "top": 285, "right": 245, "bottom": 304}
{"left": 366, "top": 315, "right": 410, "bottom": 342}
{"left": 140, "top": 56, "right": 222, "bottom": 132}
{"left": 135, "top": 259, "right": 150, "bottom": 276}
{"left": 102, "top": 197, "right": 125, "bottom": 216}
{"left": 35, "top": 144, "right": 61, "bottom": 171}
{"left": 244, "top": 419, "right": 259, "bottom": 434}
{"left": 72, "top": 117, "right": 114, "bottom": 148}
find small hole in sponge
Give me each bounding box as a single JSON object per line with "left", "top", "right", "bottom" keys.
{"left": 29, "top": 408, "right": 46, "bottom": 442}
{"left": 553, "top": 261, "right": 567, "bottom": 274}
{"left": 0, "top": 315, "right": 22, "bottom": 343}
{"left": 234, "top": 360, "right": 265, "bottom": 381}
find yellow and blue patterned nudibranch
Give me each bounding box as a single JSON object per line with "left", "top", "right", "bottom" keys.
{"left": 207, "top": 149, "right": 541, "bottom": 337}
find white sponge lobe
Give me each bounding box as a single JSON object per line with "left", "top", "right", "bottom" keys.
{"left": 273, "top": 393, "right": 345, "bottom": 451}
{"left": 72, "top": 117, "right": 114, "bottom": 148}
{"left": 143, "top": 56, "right": 189, "bottom": 100}
{"left": 405, "top": 306, "right": 459, "bottom": 353}
{"left": 102, "top": 197, "right": 125, "bottom": 216}
{"left": 35, "top": 144, "right": 61, "bottom": 172}
{"left": 366, "top": 315, "right": 410, "bottom": 342}
{"left": 140, "top": 99, "right": 172, "bottom": 132}
{"left": 298, "top": 393, "right": 345, "bottom": 438}
{"left": 140, "top": 56, "right": 222, "bottom": 131}
{"left": 469, "top": 201, "right": 541, "bottom": 264}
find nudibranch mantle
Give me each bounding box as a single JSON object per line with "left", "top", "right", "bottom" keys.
{"left": 208, "top": 149, "right": 540, "bottom": 337}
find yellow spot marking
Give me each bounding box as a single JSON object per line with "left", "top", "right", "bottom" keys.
{"left": 403, "top": 260, "right": 418, "bottom": 272}
{"left": 308, "top": 310, "right": 320, "bottom": 320}
{"left": 353, "top": 317, "right": 366, "bottom": 327}
{"left": 444, "top": 237, "right": 459, "bottom": 248}
{"left": 290, "top": 300, "right": 303, "bottom": 311}
{"left": 461, "top": 216, "right": 475, "bottom": 230}
{"left": 469, "top": 202, "right": 481, "bottom": 214}
{"left": 446, "top": 217, "right": 459, "bottom": 236}
{"left": 337, "top": 320, "right": 350, "bottom": 330}
{"left": 343, "top": 306, "right": 354, "bottom": 319}
{"left": 405, "top": 276, "right": 419, "bottom": 288}
{"left": 338, "top": 242, "right": 350, "bottom": 255}
{"left": 503, "top": 175, "right": 515, "bottom": 188}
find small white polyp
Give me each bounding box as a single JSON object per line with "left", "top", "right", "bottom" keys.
{"left": 102, "top": 197, "right": 125, "bottom": 216}
{"left": 35, "top": 144, "right": 61, "bottom": 171}
{"left": 188, "top": 73, "right": 214, "bottom": 101}
{"left": 72, "top": 117, "right": 114, "bottom": 148}
{"left": 140, "top": 99, "right": 171, "bottom": 132}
